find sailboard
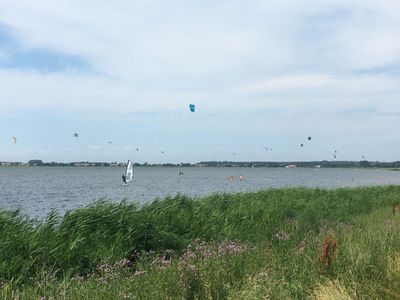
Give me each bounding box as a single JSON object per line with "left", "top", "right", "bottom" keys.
{"left": 125, "top": 160, "right": 134, "bottom": 183}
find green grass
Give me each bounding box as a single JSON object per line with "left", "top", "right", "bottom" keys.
{"left": 0, "top": 186, "right": 399, "bottom": 299}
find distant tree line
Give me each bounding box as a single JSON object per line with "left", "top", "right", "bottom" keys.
{"left": 1, "top": 160, "right": 399, "bottom": 168}
{"left": 26, "top": 160, "right": 113, "bottom": 167}
{"left": 197, "top": 160, "right": 400, "bottom": 168}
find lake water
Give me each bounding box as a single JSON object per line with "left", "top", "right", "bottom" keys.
{"left": 1, "top": 166, "right": 400, "bottom": 218}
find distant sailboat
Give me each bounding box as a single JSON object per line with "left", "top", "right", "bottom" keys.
{"left": 122, "top": 160, "right": 134, "bottom": 185}
{"left": 126, "top": 160, "right": 134, "bottom": 183}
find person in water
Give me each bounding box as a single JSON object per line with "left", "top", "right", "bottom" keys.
{"left": 122, "top": 174, "right": 127, "bottom": 184}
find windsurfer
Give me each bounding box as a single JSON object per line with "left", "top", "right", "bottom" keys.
{"left": 122, "top": 174, "right": 127, "bottom": 184}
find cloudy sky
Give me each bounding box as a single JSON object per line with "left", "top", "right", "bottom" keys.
{"left": 1, "top": 0, "right": 400, "bottom": 163}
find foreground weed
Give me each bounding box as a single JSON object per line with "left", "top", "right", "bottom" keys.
{"left": 312, "top": 279, "right": 356, "bottom": 300}
{"left": 387, "top": 252, "right": 400, "bottom": 280}
{"left": 392, "top": 201, "right": 400, "bottom": 214}
{"left": 319, "top": 236, "right": 338, "bottom": 273}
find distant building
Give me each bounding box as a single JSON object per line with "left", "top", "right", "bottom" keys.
{"left": 28, "top": 160, "right": 43, "bottom": 166}
{"left": 194, "top": 163, "right": 207, "bottom": 167}
{"left": 285, "top": 164, "right": 296, "bottom": 169}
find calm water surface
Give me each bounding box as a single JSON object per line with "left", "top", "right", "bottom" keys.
{"left": 1, "top": 166, "right": 400, "bottom": 218}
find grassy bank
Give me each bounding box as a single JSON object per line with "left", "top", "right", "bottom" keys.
{"left": 1, "top": 186, "right": 399, "bottom": 299}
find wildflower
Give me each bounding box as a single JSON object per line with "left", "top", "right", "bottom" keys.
{"left": 273, "top": 230, "right": 290, "bottom": 241}
{"left": 119, "top": 291, "right": 133, "bottom": 299}
{"left": 71, "top": 274, "right": 85, "bottom": 282}
{"left": 296, "top": 238, "right": 307, "bottom": 253}
{"left": 134, "top": 270, "right": 147, "bottom": 277}
{"left": 113, "top": 258, "right": 132, "bottom": 269}
{"left": 97, "top": 263, "right": 112, "bottom": 274}
{"left": 161, "top": 259, "right": 172, "bottom": 267}
{"left": 98, "top": 276, "right": 109, "bottom": 285}
{"left": 319, "top": 224, "right": 329, "bottom": 234}
{"left": 224, "top": 283, "right": 231, "bottom": 289}
{"left": 257, "top": 271, "right": 269, "bottom": 281}
{"left": 179, "top": 247, "right": 197, "bottom": 263}
{"left": 188, "top": 264, "right": 197, "bottom": 273}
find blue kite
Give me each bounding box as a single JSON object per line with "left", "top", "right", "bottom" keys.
{"left": 189, "top": 104, "right": 195, "bottom": 112}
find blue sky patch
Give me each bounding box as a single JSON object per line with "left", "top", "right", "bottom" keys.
{"left": 0, "top": 23, "right": 92, "bottom": 73}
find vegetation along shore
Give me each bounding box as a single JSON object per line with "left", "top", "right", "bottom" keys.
{"left": 1, "top": 186, "right": 399, "bottom": 299}
{"left": 3, "top": 159, "right": 400, "bottom": 169}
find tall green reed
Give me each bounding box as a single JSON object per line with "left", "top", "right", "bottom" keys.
{"left": 0, "top": 186, "right": 398, "bottom": 285}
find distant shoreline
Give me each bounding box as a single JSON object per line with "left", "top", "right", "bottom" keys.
{"left": 2, "top": 159, "right": 400, "bottom": 169}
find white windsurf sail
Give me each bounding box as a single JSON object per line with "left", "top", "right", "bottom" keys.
{"left": 125, "top": 160, "right": 134, "bottom": 182}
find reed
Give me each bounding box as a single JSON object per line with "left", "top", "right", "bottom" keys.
{"left": 0, "top": 185, "right": 399, "bottom": 299}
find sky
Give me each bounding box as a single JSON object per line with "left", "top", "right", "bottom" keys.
{"left": 1, "top": 0, "right": 400, "bottom": 163}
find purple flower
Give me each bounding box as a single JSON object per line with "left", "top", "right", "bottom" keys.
{"left": 134, "top": 270, "right": 147, "bottom": 277}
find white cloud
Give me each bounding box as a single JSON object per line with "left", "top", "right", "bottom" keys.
{"left": 227, "top": 73, "right": 400, "bottom": 117}
{"left": 1, "top": 0, "right": 400, "bottom": 79}
{"left": 1, "top": 0, "right": 400, "bottom": 162}
{"left": 0, "top": 68, "right": 399, "bottom": 121}
{"left": 234, "top": 74, "right": 338, "bottom": 93}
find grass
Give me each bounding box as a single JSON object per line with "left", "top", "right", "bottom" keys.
{"left": 0, "top": 186, "right": 399, "bottom": 299}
